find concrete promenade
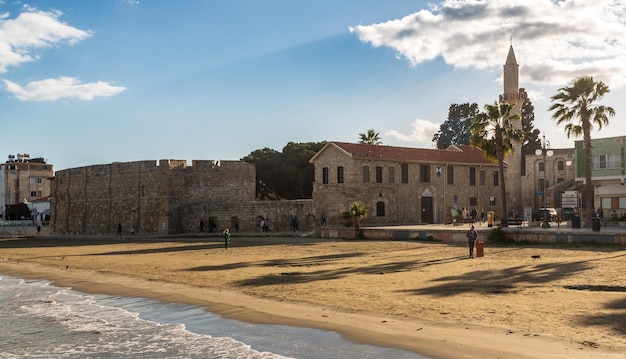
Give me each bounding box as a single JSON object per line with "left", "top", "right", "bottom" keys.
{"left": 3, "top": 221, "right": 626, "bottom": 246}
{"left": 351, "top": 220, "right": 626, "bottom": 245}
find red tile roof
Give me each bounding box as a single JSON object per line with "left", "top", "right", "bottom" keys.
{"left": 324, "top": 142, "right": 500, "bottom": 166}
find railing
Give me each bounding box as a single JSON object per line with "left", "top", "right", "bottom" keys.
{"left": 0, "top": 220, "right": 41, "bottom": 227}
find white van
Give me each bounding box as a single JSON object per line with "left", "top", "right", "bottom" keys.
{"left": 538, "top": 207, "right": 558, "bottom": 221}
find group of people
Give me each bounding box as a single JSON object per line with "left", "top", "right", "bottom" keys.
{"left": 460, "top": 206, "right": 486, "bottom": 224}
{"left": 198, "top": 219, "right": 218, "bottom": 233}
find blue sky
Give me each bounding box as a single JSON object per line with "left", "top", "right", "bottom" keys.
{"left": 1, "top": 0, "right": 625, "bottom": 170}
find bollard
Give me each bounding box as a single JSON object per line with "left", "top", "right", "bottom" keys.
{"left": 476, "top": 241, "right": 484, "bottom": 257}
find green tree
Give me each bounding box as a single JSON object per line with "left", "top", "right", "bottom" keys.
{"left": 549, "top": 76, "right": 615, "bottom": 223}
{"left": 277, "top": 142, "right": 326, "bottom": 199}
{"left": 432, "top": 103, "right": 479, "bottom": 149}
{"left": 470, "top": 101, "right": 524, "bottom": 226}
{"left": 520, "top": 94, "right": 541, "bottom": 175}
{"left": 242, "top": 142, "right": 326, "bottom": 200}
{"left": 340, "top": 201, "right": 369, "bottom": 231}
{"left": 241, "top": 148, "right": 281, "bottom": 200}
{"left": 358, "top": 129, "right": 382, "bottom": 145}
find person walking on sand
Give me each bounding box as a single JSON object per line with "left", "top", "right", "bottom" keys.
{"left": 466, "top": 225, "right": 478, "bottom": 258}
{"left": 223, "top": 228, "right": 230, "bottom": 249}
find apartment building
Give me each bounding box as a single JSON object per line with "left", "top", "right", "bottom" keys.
{"left": 0, "top": 154, "right": 54, "bottom": 220}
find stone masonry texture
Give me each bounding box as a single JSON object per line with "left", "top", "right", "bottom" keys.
{"left": 51, "top": 159, "right": 314, "bottom": 235}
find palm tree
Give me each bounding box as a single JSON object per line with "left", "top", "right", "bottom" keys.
{"left": 470, "top": 101, "right": 524, "bottom": 227}
{"left": 340, "top": 201, "right": 369, "bottom": 232}
{"left": 549, "top": 76, "right": 615, "bottom": 224}
{"left": 358, "top": 129, "right": 382, "bottom": 145}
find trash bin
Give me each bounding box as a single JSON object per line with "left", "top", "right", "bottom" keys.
{"left": 487, "top": 211, "right": 494, "bottom": 227}
{"left": 571, "top": 215, "right": 581, "bottom": 229}
{"left": 476, "top": 241, "right": 484, "bottom": 257}
{"left": 592, "top": 217, "right": 601, "bottom": 232}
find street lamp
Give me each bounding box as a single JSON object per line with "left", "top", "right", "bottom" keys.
{"left": 535, "top": 133, "right": 554, "bottom": 228}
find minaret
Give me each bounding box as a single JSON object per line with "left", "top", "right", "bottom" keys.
{"left": 500, "top": 44, "right": 525, "bottom": 212}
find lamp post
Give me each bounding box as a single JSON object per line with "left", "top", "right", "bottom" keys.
{"left": 535, "top": 133, "right": 554, "bottom": 228}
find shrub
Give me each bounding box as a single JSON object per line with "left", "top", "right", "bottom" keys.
{"left": 486, "top": 227, "right": 514, "bottom": 244}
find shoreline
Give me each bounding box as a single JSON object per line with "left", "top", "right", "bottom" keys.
{"left": 1, "top": 236, "right": 625, "bottom": 358}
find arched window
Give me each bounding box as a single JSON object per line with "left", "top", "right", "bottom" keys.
{"left": 557, "top": 160, "right": 564, "bottom": 171}
{"left": 538, "top": 162, "right": 545, "bottom": 171}
{"left": 376, "top": 201, "right": 385, "bottom": 217}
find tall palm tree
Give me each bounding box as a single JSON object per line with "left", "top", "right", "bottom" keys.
{"left": 470, "top": 101, "right": 524, "bottom": 227}
{"left": 549, "top": 76, "right": 615, "bottom": 224}
{"left": 358, "top": 129, "right": 382, "bottom": 145}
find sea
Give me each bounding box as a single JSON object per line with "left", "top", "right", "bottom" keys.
{"left": 0, "top": 275, "right": 429, "bottom": 359}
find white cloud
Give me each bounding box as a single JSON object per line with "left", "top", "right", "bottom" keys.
{"left": 386, "top": 118, "right": 440, "bottom": 145}
{"left": 0, "top": 6, "right": 91, "bottom": 73}
{"left": 350, "top": 0, "right": 626, "bottom": 89}
{"left": 3, "top": 77, "right": 126, "bottom": 101}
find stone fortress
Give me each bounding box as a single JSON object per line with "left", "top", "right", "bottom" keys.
{"left": 50, "top": 159, "right": 314, "bottom": 235}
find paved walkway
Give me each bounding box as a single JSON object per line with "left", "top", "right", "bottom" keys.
{"left": 363, "top": 220, "right": 626, "bottom": 234}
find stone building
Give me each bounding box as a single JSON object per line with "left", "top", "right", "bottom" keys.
{"left": 522, "top": 147, "right": 576, "bottom": 212}
{"left": 576, "top": 135, "right": 626, "bottom": 219}
{"left": 50, "top": 159, "right": 315, "bottom": 235}
{"left": 309, "top": 142, "right": 504, "bottom": 225}
{"left": 1, "top": 154, "right": 54, "bottom": 220}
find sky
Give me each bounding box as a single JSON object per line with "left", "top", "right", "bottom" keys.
{"left": 1, "top": 0, "right": 625, "bottom": 171}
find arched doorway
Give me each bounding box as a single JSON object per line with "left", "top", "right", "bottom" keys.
{"left": 421, "top": 189, "right": 434, "bottom": 223}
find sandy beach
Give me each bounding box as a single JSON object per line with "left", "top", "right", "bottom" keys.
{"left": 1, "top": 234, "right": 625, "bottom": 359}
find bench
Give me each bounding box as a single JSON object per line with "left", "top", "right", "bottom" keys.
{"left": 452, "top": 218, "right": 474, "bottom": 226}
{"left": 499, "top": 218, "right": 523, "bottom": 229}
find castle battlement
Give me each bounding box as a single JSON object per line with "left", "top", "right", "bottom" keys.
{"left": 50, "top": 159, "right": 256, "bottom": 234}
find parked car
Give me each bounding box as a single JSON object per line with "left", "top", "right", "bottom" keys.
{"left": 561, "top": 207, "right": 577, "bottom": 220}
{"left": 538, "top": 207, "right": 558, "bottom": 222}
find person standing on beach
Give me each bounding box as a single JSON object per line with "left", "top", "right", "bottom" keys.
{"left": 290, "top": 215, "right": 297, "bottom": 235}
{"left": 262, "top": 217, "right": 270, "bottom": 232}
{"left": 223, "top": 228, "right": 230, "bottom": 249}
{"left": 466, "top": 225, "right": 478, "bottom": 258}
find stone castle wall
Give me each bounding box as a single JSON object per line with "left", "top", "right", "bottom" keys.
{"left": 51, "top": 159, "right": 315, "bottom": 235}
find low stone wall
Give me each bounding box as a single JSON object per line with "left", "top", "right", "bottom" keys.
{"left": 182, "top": 199, "right": 315, "bottom": 234}
{"left": 316, "top": 226, "right": 626, "bottom": 246}
{"left": 0, "top": 225, "right": 51, "bottom": 237}
{"left": 501, "top": 229, "right": 626, "bottom": 245}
